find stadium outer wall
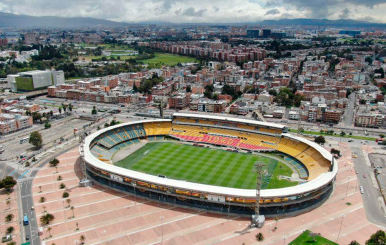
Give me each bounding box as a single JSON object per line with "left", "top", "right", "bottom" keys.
{"left": 81, "top": 118, "right": 338, "bottom": 217}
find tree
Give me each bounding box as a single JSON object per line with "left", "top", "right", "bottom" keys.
{"left": 374, "top": 67, "right": 385, "bottom": 79}
{"left": 380, "top": 134, "right": 385, "bottom": 138}
{"left": 340, "top": 131, "right": 346, "bottom": 137}
{"left": 330, "top": 148, "right": 341, "bottom": 155}
{"left": 293, "top": 94, "right": 305, "bottom": 107}
{"left": 276, "top": 87, "right": 294, "bottom": 107}
{"left": 44, "top": 121, "right": 51, "bottom": 129}
{"left": 47, "top": 226, "right": 52, "bottom": 237}
{"left": 268, "top": 89, "right": 277, "bottom": 96}
{"left": 59, "top": 183, "right": 66, "bottom": 189}
{"left": 58, "top": 107, "right": 62, "bottom": 114}
{"left": 5, "top": 200, "right": 10, "bottom": 209}
{"left": 274, "top": 217, "right": 279, "bottom": 230}
{"left": 76, "top": 222, "right": 79, "bottom": 230}
{"left": 4, "top": 213, "right": 14, "bottom": 222}
{"left": 40, "top": 213, "right": 55, "bottom": 226}
{"left": 133, "top": 84, "right": 138, "bottom": 93}
{"left": 66, "top": 199, "right": 71, "bottom": 208}
{"left": 68, "top": 104, "right": 73, "bottom": 112}
{"left": 365, "top": 57, "right": 372, "bottom": 65}
{"left": 186, "top": 85, "right": 192, "bottom": 93}
{"left": 366, "top": 230, "right": 386, "bottom": 245}
{"left": 6, "top": 226, "right": 14, "bottom": 234}
{"left": 349, "top": 241, "right": 360, "bottom": 245}
{"left": 71, "top": 206, "right": 75, "bottom": 217}
{"left": 0, "top": 176, "right": 17, "bottom": 191}
{"left": 57, "top": 176, "right": 62, "bottom": 181}
{"left": 29, "top": 131, "right": 43, "bottom": 148}
{"left": 40, "top": 197, "right": 46, "bottom": 203}
{"left": 80, "top": 235, "right": 86, "bottom": 244}
{"left": 49, "top": 158, "right": 59, "bottom": 167}
{"left": 256, "top": 232, "right": 264, "bottom": 242}
{"left": 63, "top": 192, "right": 70, "bottom": 198}
{"left": 6, "top": 241, "right": 16, "bottom": 245}
{"left": 314, "top": 136, "right": 326, "bottom": 145}
{"left": 91, "top": 106, "right": 97, "bottom": 115}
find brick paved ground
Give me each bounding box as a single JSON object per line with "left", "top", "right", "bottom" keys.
{"left": 33, "top": 145, "right": 381, "bottom": 245}
{"left": 0, "top": 182, "right": 21, "bottom": 244}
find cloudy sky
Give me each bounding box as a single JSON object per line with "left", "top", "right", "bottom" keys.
{"left": 0, "top": 0, "right": 385, "bottom": 23}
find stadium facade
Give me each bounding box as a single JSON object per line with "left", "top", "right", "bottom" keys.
{"left": 81, "top": 113, "right": 338, "bottom": 216}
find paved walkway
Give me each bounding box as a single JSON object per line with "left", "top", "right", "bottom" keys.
{"left": 0, "top": 187, "right": 21, "bottom": 244}
{"left": 31, "top": 146, "right": 382, "bottom": 245}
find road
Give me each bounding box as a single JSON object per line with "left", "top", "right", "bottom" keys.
{"left": 351, "top": 146, "right": 386, "bottom": 226}
{"left": 1, "top": 117, "right": 90, "bottom": 161}
{"left": 17, "top": 118, "right": 108, "bottom": 245}
{"left": 343, "top": 92, "right": 356, "bottom": 127}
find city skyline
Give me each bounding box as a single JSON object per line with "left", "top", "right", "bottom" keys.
{"left": 0, "top": 0, "right": 385, "bottom": 24}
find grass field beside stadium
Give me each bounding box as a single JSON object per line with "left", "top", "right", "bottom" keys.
{"left": 114, "top": 142, "right": 298, "bottom": 189}
{"left": 289, "top": 230, "right": 338, "bottom": 245}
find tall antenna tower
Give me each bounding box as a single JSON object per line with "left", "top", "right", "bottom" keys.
{"left": 252, "top": 161, "right": 265, "bottom": 227}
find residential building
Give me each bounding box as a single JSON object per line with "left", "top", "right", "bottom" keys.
{"left": 169, "top": 93, "right": 190, "bottom": 109}
{"left": 0, "top": 114, "right": 33, "bottom": 135}
{"left": 355, "top": 114, "right": 384, "bottom": 128}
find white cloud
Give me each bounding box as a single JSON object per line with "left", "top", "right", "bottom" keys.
{"left": 0, "top": 0, "right": 385, "bottom": 23}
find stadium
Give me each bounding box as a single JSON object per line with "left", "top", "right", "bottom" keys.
{"left": 81, "top": 113, "right": 338, "bottom": 216}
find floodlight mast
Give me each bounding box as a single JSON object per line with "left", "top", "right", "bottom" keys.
{"left": 252, "top": 161, "right": 265, "bottom": 217}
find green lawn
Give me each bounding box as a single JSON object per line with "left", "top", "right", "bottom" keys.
{"left": 142, "top": 53, "right": 198, "bottom": 66}
{"left": 114, "top": 142, "right": 297, "bottom": 189}
{"left": 289, "top": 230, "right": 338, "bottom": 245}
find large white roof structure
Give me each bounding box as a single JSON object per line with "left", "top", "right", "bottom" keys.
{"left": 83, "top": 118, "right": 337, "bottom": 199}
{"left": 173, "top": 112, "right": 287, "bottom": 130}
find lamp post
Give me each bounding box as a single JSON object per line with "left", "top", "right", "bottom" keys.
{"left": 132, "top": 182, "right": 137, "bottom": 205}
{"left": 160, "top": 216, "right": 164, "bottom": 243}
{"left": 337, "top": 214, "right": 345, "bottom": 242}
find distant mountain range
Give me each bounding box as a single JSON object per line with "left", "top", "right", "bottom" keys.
{"left": 0, "top": 12, "right": 385, "bottom": 28}
{"left": 0, "top": 12, "right": 128, "bottom": 28}
{"left": 259, "top": 18, "right": 386, "bottom": 28}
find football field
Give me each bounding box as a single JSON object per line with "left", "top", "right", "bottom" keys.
{"left": 114, "top": 142, "right": 298, "bottom": 189}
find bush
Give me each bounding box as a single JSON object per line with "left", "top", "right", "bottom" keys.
{"left": 59, "top": 183, "right": 66, "bottom": 189}
{"left": 57, "top": 176, "right": 62, "bottom": 181}
{"left": 62, "top": 192, "right": 69, "bottom": 198}
{"left": 39, "top": 197, "right": 46, "bottom": 203}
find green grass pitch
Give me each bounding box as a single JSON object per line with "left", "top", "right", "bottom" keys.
{"left": 114, "top": 142, "right": 298, "bottom": 189}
